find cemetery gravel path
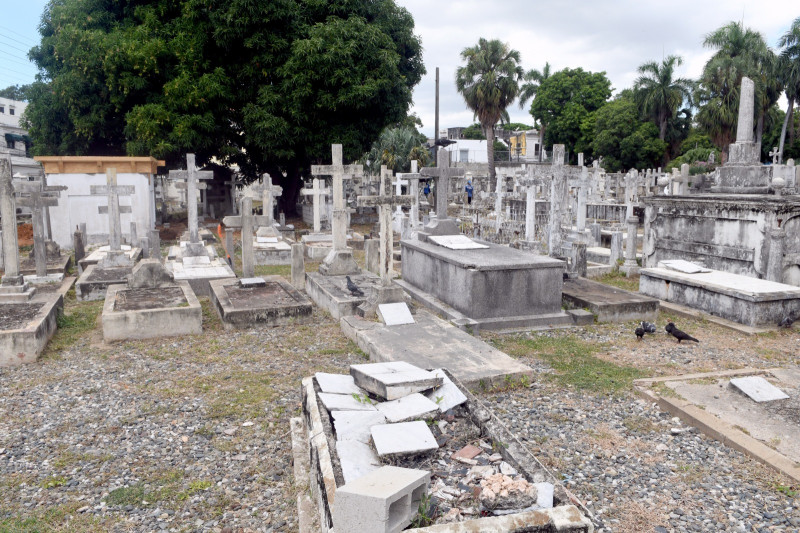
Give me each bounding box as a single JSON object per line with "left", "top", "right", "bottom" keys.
{"left": 1, "top": 294, "right": 799, "bottom": 532}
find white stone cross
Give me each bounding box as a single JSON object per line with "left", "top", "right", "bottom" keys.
{"left": 420, "top": 147, "right": 465, "bottom": 221}
{"left": 90, "top": 168, "right": 136, "bottom": 265}
{"left": 15, "top": 180, "right": 67, "bottom": 277}
{"left": 769, "top": 147, "right": 781, "bottom": 165}
{"left": 311, "top": 144, "right": 363, "bottom": 252}
{"left": 624, "top": 169, "right": 639, "bottom": 219}
{"left": 357, "top": 166, "right": 414, "bottom": 284}
{"left": 223, "top": 191, "right": 267, "bottom": 279}
{"left": 300, "top": 178, "right": 331, "bottom": 233}
{"left": 396, "top": 160, "right": 422, "bottom": 229}
{"left": 168, "top": 153, "right": 214, "bottom": 246}
{"left": 392, "top": 174, "right": 409, "bottom": 218}
{"left": 250, "top": 174, "right": 283, "bottom": 231}
{"left": 549, "top": 144, "right": 567, "bottom": 256}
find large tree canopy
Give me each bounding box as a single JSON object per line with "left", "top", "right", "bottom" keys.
{"left": 24, "top": 0, "right": 424, "bottom": 210}
{"left": 528, "top": 67, "right": 611, "bottom": 163}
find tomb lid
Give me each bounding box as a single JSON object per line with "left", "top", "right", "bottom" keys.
{"left": 658, "top": 259, "right": 712, "bottom": 274}
{"left": 127, "top": 259, "right": 175, "bottom": 289}
{"left": 239, "top": 277, "right": 267, "bottom": 288}
{"left": 429, "top": 235, "right": 490, "bottom": 250}
{"left": 729, "top": 376, "right": 790, "bottom": 402}
{"left": 402, "top": 238, "right": 564, "bottom": 271}
{"left": 377, "top": 302, "right": 414, "bottom": 326}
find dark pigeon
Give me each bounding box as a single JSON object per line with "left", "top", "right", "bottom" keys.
{"left": 345, "top": 275, "right": 364, "bottom": 297}
{"left": 779, "top": 312, "right": 796, "bottom": 329}
{"left": 635, "top": 327, "right": 645, "bottom": 341}
{"left": 641, "top": 321, "right": 657, "bottom": 334}
{"left": 665, "top": 322, "right": 699, "bottom": 343}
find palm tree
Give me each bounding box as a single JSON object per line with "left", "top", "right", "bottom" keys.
{"left": 696, "top": 21, "right": 772, "bottom": 160}
{"left": 633, "top": 55, "right": 693, "bottom": 141}
{"left": 778, "top": 16, "right": 800, "bottom": 163}
{"left": 455, "top": 38, "right": 524, "bottom": 183}
{"left": 519, "top": 62, "right": 551, "bottom": 161}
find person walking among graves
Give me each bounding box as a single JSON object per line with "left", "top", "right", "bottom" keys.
{"left": 423, "top": 180, "right": 431, "bottom": 201}
{"left": 465, "top": 180, "right": 474, "bottom": 205}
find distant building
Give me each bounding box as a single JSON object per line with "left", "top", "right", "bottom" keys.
{"left": 508, "top": 129, "right": 543, "bottom": 162}
{"left": 0, "top": 97, "right": 41, "bottom": 178}
{"left": 444, "top": 139, "right": 491, "bottom": 164}
{"left": 447, "top": 127, "right": 465, "bottom": 140}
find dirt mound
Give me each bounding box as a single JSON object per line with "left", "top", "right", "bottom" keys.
{"left": 17, "top": 223, "right": 33, "bottom": 246}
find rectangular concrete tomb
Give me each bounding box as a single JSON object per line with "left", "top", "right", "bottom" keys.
{"left": 399, "top": 238, "right": 571, "bottom": 330}
{"left": 102, "top": 281, "right": 202, "bottom": 341}
{"left": 639, "top": 266, "right": 800, "bottom": 327}
{"left": 351, "top": 361, "right": 442, "bottom": 400}
{"left": 332, "top": 465, "right": 430, "bottom": 533}
{"left": 209, "top": 275, "right": 312, "bottom": 329}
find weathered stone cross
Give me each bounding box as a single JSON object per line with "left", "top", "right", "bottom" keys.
{"left": 312, "top": 144, "right": 363, "bottom": 275}
{"left": 168, "top": 153, "right": 213, "bottom": 254}
{"left": 250, "top": 174, "right": 283, "bottom": 236}
{"left": 90, "top": 168, "right": 136, "bottom": 267}
{"left": 396, "top": 160, "right": 422, "bottom": 229}
{"left": 357, "top": 166, "right": 414, "bottom": 284}
{"left": 548, "top": 144, "right": 567, "bottom": 257}
{"left": 769, "top": 147, "right": 781, "bottom": 165}
{"left": 300, "top": 178, "right": 330, "bottom": 233}
{"left": 15, "top": 180, "right": 67, "bottom": 277}
{"left": 0, "top": 154, "right": 30, "bottom": 294}
{"left": 420, "top": 147, "right": 465, "bottom": 222}
{"left": 222, "top": 191, "right": 268, "bottom": 279}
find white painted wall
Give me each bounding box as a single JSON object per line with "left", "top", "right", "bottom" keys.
{"left": 46, "top": 172, "right": 154, "bottom": 249}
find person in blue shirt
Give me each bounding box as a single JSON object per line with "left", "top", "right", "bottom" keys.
{"left": 465, "top": 180, "right": 474, "bottom": 205}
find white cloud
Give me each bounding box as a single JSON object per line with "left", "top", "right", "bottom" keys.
{"left": 397, "top": 0, "right": 798, "bottom": 137}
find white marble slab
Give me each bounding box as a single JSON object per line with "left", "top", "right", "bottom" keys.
{"left": 371, "top": 421, "right": 438, "bottom": 456}
{"left": 315, "top": 373, "right": 364, "bottom": 395}
{"left": 429, "top": 235, "right": 490, "bottom": 250}
{"left": 425, "top": 369, "right": 468, "bottom": 413}
{"left": 659, "top": 259, "right": 712, "bottom": 274}
{"left": 375, "top": 393, "right": 439, "bottom": 423}
{"left": 377, "top": 303, "right": 415, "bottom": 326}
{"left": 332, "top": 410, "right": 387, "bottom": 443}
{"left": 336, "top": 439, "right": 382, "bottom": 484}
{"left": 351, "top": 361, "right": 442, "bottom": 400}
{"left": 183, "top": 255, "right": 212, "bottom": 267}
{"left": 257, "top": 236, "right": 279, "bottom": 243}
{"left": 318, "top": 392, "right": 377, "bottom": 412}
{"left": 730, "top": 376, "right": 790, "bottom": 402}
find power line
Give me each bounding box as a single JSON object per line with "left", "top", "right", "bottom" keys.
{"left": 0, "top": 35, "right": 34, "bottom": 55}
{"left": 0, "top": 50, "right": 36, "bottom": 69}
{"left": 0, "top": 25, "right": 38, "bottom": 47}
{"left": 0, "top": 32, "right": 37, "bottom": 50}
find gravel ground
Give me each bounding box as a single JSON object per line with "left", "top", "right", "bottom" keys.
{"left": 1, "top": 287, "right": 799, "bottom": 532}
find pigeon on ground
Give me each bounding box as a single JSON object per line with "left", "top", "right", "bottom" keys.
{"left": 635, "top": 327, "right": 645, "bottom": 341}
{"left": 779, "top": 312, "right": 796, "bottom": 329}
{"left": 641, "top": 321, "right": 657, "bottom": 334}
{"left": 345, "top": 275, "right": 364, "bottom": 297}
{"left": 665, "top": 322, "right": 699, "bottom": 343}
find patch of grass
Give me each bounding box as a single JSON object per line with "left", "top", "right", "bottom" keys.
{"left": 596, "top": 271, "right": 640, "bottom": 293}
{"left": 773, "top": 483, "right": 798, "bottom": 497}
{"left": 0, "top": 502, "right": 109, "bottom": 532}
{"left": 493, "top": 335, "right": 645, "bottom": 394}
{"left": 42, "top": 292, "right": 103, "bottom": 358}
{"left": 41, "top": 476, "right": 68, "bottom": 489}
{"left": 52, "top": 449, "right": 113, "bottom": 469}
{"left": 199, "top": 297, "right": 223, "bottom": 333}
{"left": 254, "top": 264, "right": 290, "bottom": 278}
{"left": 651, "top": 382, "right": 683, "bottom": 399}
{"left": 622, "top": 415, "right": 658, "bottom": 434}
{"left": 104, "top": 470, "right": 210, "bottom": 509}
{"left": 167, "top": 370, "right": 278, "bottom": 420}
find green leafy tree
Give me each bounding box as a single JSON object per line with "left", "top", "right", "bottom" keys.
{"left": 633, "top": 55, "right": 693, "bottom": 141}
{"left": 363, "top": 126, "right": 429, "bottom": 174}
{"left": 777, "top": 16, "right": 800, "bottom": 162}
{"left": 519, "top": 62, "right": 551, "bottom": 160}
{"left": 695, "top": 21, "right": 773, "bottom": 160}
{"left": 24, "top": 0, "right": 424, "bottom": 214}
{"left": 0, "top": 85, "right": 32, "bottom": 101}
{"left": 455, "top": 38, "right": 524, "bottom": 183}
{"left": 529, "top": 67, "right": 611, "bottom": 163}
{"left": 582, "top": 95, "right": 666, "bottom": 172}
{"left": 461, "top": 123, "right": 485, "bottom": 139}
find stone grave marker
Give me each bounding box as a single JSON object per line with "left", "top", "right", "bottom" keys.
{"left": 397, "top": 160, "right": 422, "bottom": 231}
{"left": 730, "top": 376, "right": 790, "bottom": 402}
{"left": 548, "top": 144, "right": 567, "bottom": 257}
{"left": 377, "top": 302, "right": 414, "bottom": 326}
{"left": 223, "top": 192, "right": 270, "bottom": 279}
{"left": 0, "top": 154, "right": 34, "bottom": 298}
{"left": 250, "top": 174, "right": 282, "bottom": 238}
{"left": 300, "top": 178, "right": 330, "bottom": 234}
{"left": 420, "top": 147, "right": 465, "bottom": 235}
{"left": 14, "top": 180, "right": 67, "bottom": 277}
{"left": 168, "top": 153, "right": 213, "bottom": 256}
{"left": 90, "top": 168, "right": 136, "bottom": 268}
{"left": 312, "top": 144, "right": 363, "bottom": 275}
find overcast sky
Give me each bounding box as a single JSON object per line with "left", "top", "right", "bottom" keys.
{"left": 3, "top": 1, "right": 797, "bottom": 137}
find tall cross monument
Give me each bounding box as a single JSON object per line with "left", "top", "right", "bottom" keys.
{"left": 419, "top": 147, "right": 465, "bottom": 237}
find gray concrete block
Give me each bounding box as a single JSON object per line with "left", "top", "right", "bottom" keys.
{"left": 350, "top": 361, "right": 442, "bottom": 401}
{"left": 332, "top": 465, "right": 430, "bottom": 533}
{"left": 315, "top": 372, "right": 363, "bottom": 395}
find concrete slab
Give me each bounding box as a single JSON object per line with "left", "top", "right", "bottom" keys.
{"left": 305, "top": 271, "right": 382, "bottom": 320}
{"left": 209, "top": 275, "right": 312, "bottom": 329}
{"left": 315, "top": 373, "right": 363, "bottom": 395}
{"left": 635, "top": 369, "right": 800, "bottom": 483}
{"left": 375, "top": 393, "right": 440, "bottom": 423}
{"left": 341, "top": 310, "right": 533, "bottom": 391}
{"left": 75, "top": 265, "right": 133, "bottom": 301}
{"left": 79, "top": 245, "right": 141, "bottom": 273}
{"left": 335, "top": 439, "right": 383, "bottom": 485}
{"left": 19, "top": 253, "right": 72, "bottom": 277}
{"left": 165, "top": 257, "right": 236, "bottom": 298}
{"left": 254, "top": 238, "right": 293, "bottom": 265}
{"left": 562, "top": 277, "right": 659, "bottom": 323}
{"left": 331, "top": 411, "right": 387, "bottom": 443}
{"left": 659, "top": 259, "right": 712, "bottom": 273}
{"left": 429, "top": 235, "right": 490, "bottom": 249}
{"left": 350, "top": 361, "right": 442, "bottom": 401}
{"left": 377, "top": 302, "right": 414, "bottom": 326}
{"left": 730, "top": 376, "right": 790, "bottom": 402}
{"left": 425, "top": 368, "right": 468, "bottom": 412}
{"left": 371, "top": 421, "right": 438, "bottom": 456}
{"left": 318, "top": 392, "right": 378, "bottom": 412}
{"left": 102, "top": 281, "right": 202, "bottom": 342}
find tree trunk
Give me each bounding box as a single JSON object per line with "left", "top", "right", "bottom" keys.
{"left": 789, "top": 104, "right": 796, "bottom": 145}
{"left": 659, "top": 113, "right": 667, "bottom": 141}
{"left": 485, "top": 123, "right": 496, "bottom": 187}
{"left": 756, "top": 112, "right": 764, "bottom": 145}
{"left": 276, "top": 162, "right": 302, "bottom": 217}
{"left": 778, "top": 97, "right": 794, "bottom": 164}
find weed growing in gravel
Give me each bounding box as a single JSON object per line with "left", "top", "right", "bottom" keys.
{"left": 0, "top": 502, "right": 110, "bottom": 532}
{"left": 622, "top": 415, "right": 658, "bottom": 434}
{"left": 492, "top": 335, "right": 646, "bottom": 394}
{"left": 773, "top": 483, "right": 798, "bottom": 497}
{"left": 43, "top": 291, "right": 103, "bottom": 358}
{"left": 40, "top": 476, "right": 67, "bottom": 489}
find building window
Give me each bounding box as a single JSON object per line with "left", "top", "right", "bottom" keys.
{"left": 459, "top": 149, "right": 469, "bottom": 163}
{"left": 9, "top": 108, "right": 14, "bottom": 116}
{"left": 0, "top": 105, "right": 4, "bottom": 113}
